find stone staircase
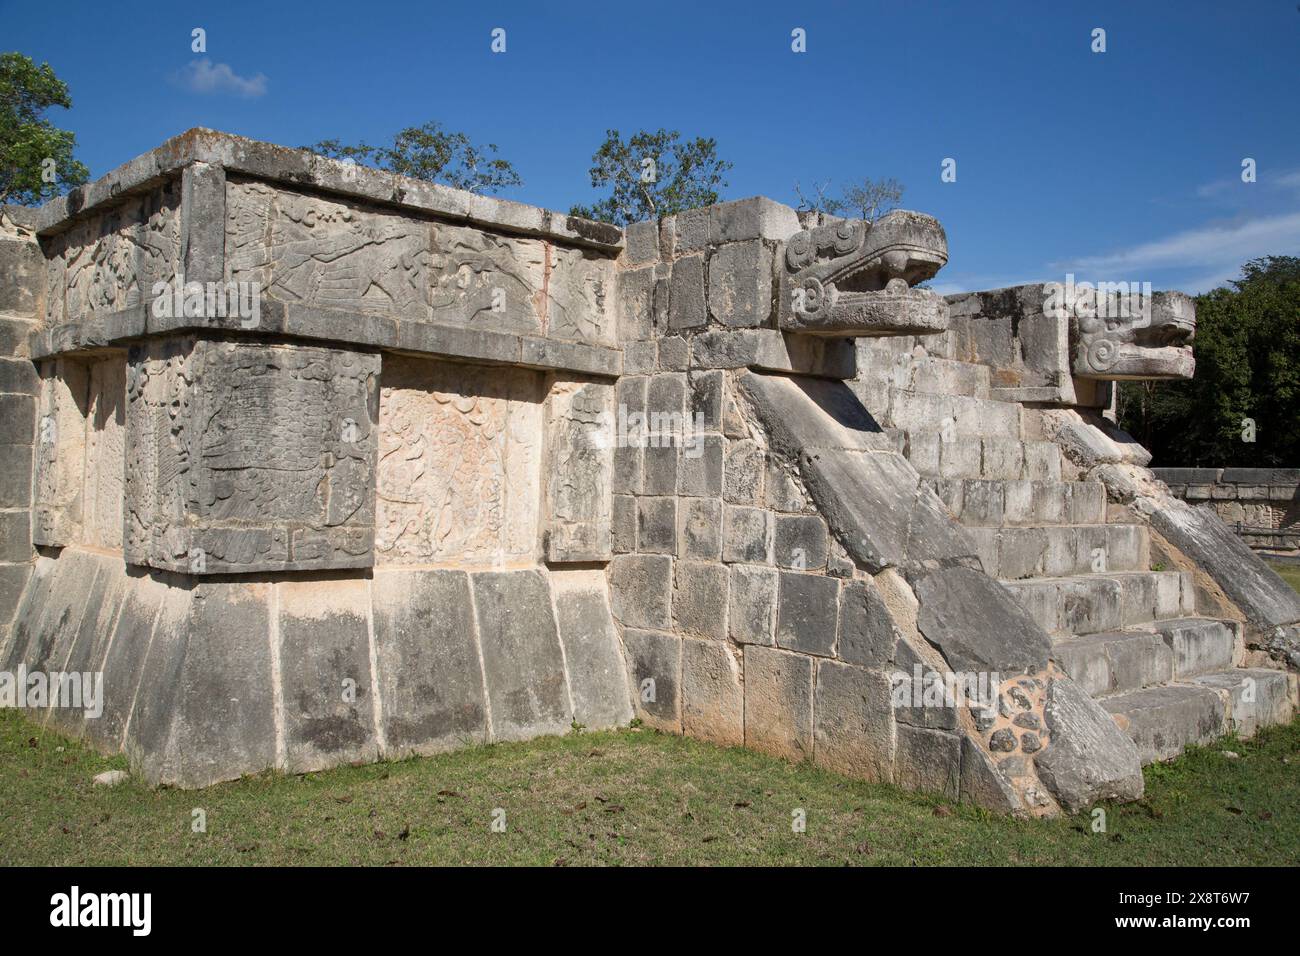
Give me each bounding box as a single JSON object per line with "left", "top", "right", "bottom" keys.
{"left": 856, "top": 342, "right": 1294, "bottom": 765}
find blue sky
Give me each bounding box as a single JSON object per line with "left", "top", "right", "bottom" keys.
{"left": 5, "top": 0, "right": 1299, "bottom": 294}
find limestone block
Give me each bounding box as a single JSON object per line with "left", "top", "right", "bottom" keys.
{"left": 377, "top": 355, "right": 542, "bottom": 567}
{"left": 1035, "top": 676, "right": 1143, "bottom": 810}
{"left": 723, "top": 504, "right": 771, "bottom": 563}
{"left": 370, "top": 569, "right": 486, "bottom": 755}
{"left": 126, "top": 337, "right": 380, "bottom": 573}
{"left": 471, "top": 569, "right": 572, "bottom": 741}
{"left": 813, "top": 659, "right": 894, "bottom": 781}
{"left": 637, "top": 496, "right": 676, "bottom": 554}
{"left": 776, "top": 571, "right": 839, "bottom": 656}
{"left": 913, "top": 566, "right": 1052, "bottom": 673}
{"left": 894, "top": 725, "right": 961, "bottom": 800}
{"left": 277, "top": 578, "right": 379, "bottom": 773}
{"left": 678, "top": 434, "right": 723, "bottom": 496}
{"left": 681, "top": 638, "right": 744, "bottom": 746}
{"left": 728, "top": 564, "right": 777, "bottom": 645}
{"left": 773, "top": 514, "right": 828, "bottom": 570}
{"left": 837, "top": 577, "right": 901, "bottom": 667}
{"left": 82, "top": 358, "right": 126, "bottom": 550}
{"left": 617, "top": 266, "right": 655, "bottom": 341}
{"left": 673, "top": 560, "right": 729, "bottom": 641}
{"left": 612, "top": 494, "right": 636, "bottom": 553}
{"left": 623, "top": 220, "right": 659, "bottom": 265}
{"left": 0, "top": 234, "right": 44, "bottom": 316}
{"left": 708, "top": 239, "right": 772, "bottom": 328}
{"left": 608, "top": 553, "right": 672, "bottom": 630}
{"left": 543, "top": 379, "right": 613, "bottom": 562}
{"left": 550, "top": 569, "right": 634, "bottom": 729}
{"left": 678, "top": 496, "right": 722, "bottom": 559}
{"left": 668, "top": 254, "right": 706, "bottom": 330}
{"left": 660, "top": 336, "right": 690, "bottom": 371}
{"left": 621, "top": 627, "right": 681, "bottom": 731}
{"left": 744, "top": 645, "right": 814, "bottom": 761}
{"left": 724, "top": 438, "right": 765, "bottom": 504}
{"left": 127, "top": 581, "right": 276, "bottom": 788}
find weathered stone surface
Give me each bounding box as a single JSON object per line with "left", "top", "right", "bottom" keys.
{"left": 673, "top": 560, "right": 729, "bottom": 642}
{"left": 543, "top": 380, "right": 613, "bottom": 562}
{"left": 774, "top": 514, "right": 828, "bottom": 570}
{"left": 708, "top": 240, "right": 772, "bottom": 328}
{"left": 775, "top": 571, "right": 839, "bottom": 656}
{"left": 377, "top": 355, "right": 541, "bottom": 567}
{"left": 813, "top": 659, "right": 893, "bottom": 781}
{"left": 1142, "top": 496, "right": 1300, "bottom": 629}
{"left": 471, "top": 570, "right": 572, "bottom": 741}
{"left": 836, "top": 577, "right": 900, "bottom": 666}
{"left": 277, "top": 578, "right": 378, "bottom": 773}
{"left": 638, "top": 495, "right": 677, "bottom": 554}
{"left": 728, "top": 564, "right": 777, "bottom": 645}
{"left": 743, "top": 645, "right": 813, "bottom": 761}
{"left": 621, "top": 628, "right": 681, "bottom": 731}
{"left": 959, "top": 737, "right": 1023, "bottom": 812}
{"left": 608, "top": 554, "right": 672, "bottom": 630}
{"left": 723, "top": 504, "right": 771, "bottom": 564}
{"left": 1035, "top": 677, "right": 1144, "bottom": 811}
{"left": 677, "top": 496, "right": 721, "bottom": 559}
{"left": 550, "top": 570, "right": 633, "bottom": 729}
{"left": 893, "top": 725, "right": 961, "bottom": 800}
{"left": 1112, "top": 683, "right": 1226, "bottom": 762}
{"left": 913, "top": 566, "right": 1052, "bottom": 673}
{"left": 128, "top": 581, "right": 275, "bottom": 789}
{"left": 371, "top": 569, "right": 487, "bottom": 755}
{"left": 681, "top": 638, "right": 743, "bottom": 745}
{"left": 126, "top": 338, "right": 379, "bottom": 573}
{"left": 668, "top": 254, "right": 706, "bottom": 330}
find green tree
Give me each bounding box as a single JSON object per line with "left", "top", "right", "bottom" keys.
{"left": 570, "top": 128, "right": 732, "bottom": 226}
{"left": 1118, "top": 256, "right": 1300, "bottom": 466}
{"left": 0, "top": 52, "right": 89, "bottom": 205}
{"left": 794, "top": 176, "right": 904, "bottom": 222}
{"left": 306, "top": 121, "right": 521, "bottom": 195}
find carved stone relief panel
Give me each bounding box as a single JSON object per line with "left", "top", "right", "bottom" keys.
{"left": 547, "top": 245, "right": 615, "bottom": 347}
{"left": 428, "top": 222, "right": 546, "bottom": 335}
{"left": 376, "top": 355, "right": 544, "bottom": 567}
{"left": 543, "top": 379, "right": 614, "bottom": 562}
{"left": 125, "top": 336, "right": 379, "bottom": 573}
{"left": 82, "top": 358, "right": 127, "bottom": 550}
{"left": 226, "top": 179, "right": 429, "bottom": 316}
{"left": 43, "top": 184, "right": 181, "bottom": 325}
{"left": 32, "top": 358, "right": 90, "bottom": 546}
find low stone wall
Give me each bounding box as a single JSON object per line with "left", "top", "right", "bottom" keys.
{"left": 1153, "top": 468, "right": 1300, "bottom": 550}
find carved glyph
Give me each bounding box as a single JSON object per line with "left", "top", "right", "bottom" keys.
{"left": 125, "top": 337, "right": 379, "bottom": 573}
{"left": 376, "top": 356, "right": 543, "bottom": 566}
{"left": 43, "top": 185, "right": 181, "bottom": 325}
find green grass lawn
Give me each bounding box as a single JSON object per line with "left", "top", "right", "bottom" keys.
{"left": 3, "top": 709, "right": 1299, "bottom": 866}
{"left": 1267, "top": 561, "right": 1300, "bottom": 594}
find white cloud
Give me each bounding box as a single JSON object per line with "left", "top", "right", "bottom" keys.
{"left": 174, "top": 59, "right": 267, "bottom": 98}
{"left": 1053, "top": 211, "right": 1300, "bottom": 274}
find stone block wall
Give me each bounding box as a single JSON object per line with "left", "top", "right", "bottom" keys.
{"left": 1153, "top": 468, "right": 1300, "bottom": 549}
{"left": 0, "top": 207, "right": 41, "bottom": 649}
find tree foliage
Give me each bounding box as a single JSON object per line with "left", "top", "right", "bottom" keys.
{"left": 794, "top": 176, "right": 904, "bottom": 222}
{"left": 0, "top": 52, "right": 89, "bottom": 205}
{"left": 1118, "top": 256, "right": 1300, "bottom": 466}
{"left": 570, "top": 128, "right": 732, "bottom": 226}
{"left": 306, "top": 122, "right": 522, "bottom": 195}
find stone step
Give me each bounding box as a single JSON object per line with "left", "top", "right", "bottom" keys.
{"left": 969, "top": 523, "right": 1149, "bottom": 579}
{"left": 893, "top": 432, "right": 1061, "bottom": 481}
{"left": 1101, "top": 683, "right": 1228, "bottom": 764}
{"left": 1149, "top": 617, "right": 1237, "bottom": 679}
{"left": 1053, "top": 630, "right": 1174, "bottom": 697}
{"left": 926, "top": 478, "right": 1106, "bottom": 527}
{"left": 1191, "top": 668, "right": 1295, "bottom": 738}
{"left": 857, "top": 349, "right": 991, "bottom": 399}
{"left": 880, "top": 388, "right": 1021, "bottom": 440}
{"left": 1000, "top": 570, "right": 1194, "bottom": 636}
